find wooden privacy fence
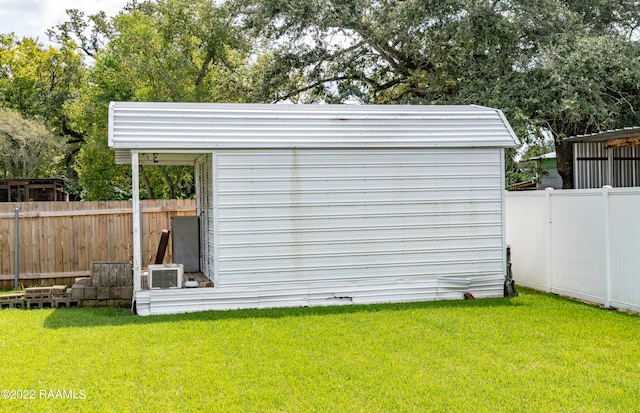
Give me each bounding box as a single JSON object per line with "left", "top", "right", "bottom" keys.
{"left": 0, "top": 199, "right": 196, "bottom": 289}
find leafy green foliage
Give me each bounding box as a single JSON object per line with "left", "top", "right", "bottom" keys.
{"left": 56, "top": 0, "right": 255, "bottom": 199}
{"left": 1, "top": 289, "right": 639, "bottom": 411}
{"left": 0, "top": 34, "right": 85, "bottom": 175}
{"left": 0, "top": 35, "right": 83, "bottom": 129}
{"left": 0, "top": 108, "right": 64, "bottom": 178}
{"left": 3, "top": 0, "right": 638, "bottom": 195}
{"left": 236, "top": 0, "right": 640, "bottom": 187}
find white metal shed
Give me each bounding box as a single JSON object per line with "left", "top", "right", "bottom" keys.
{"left": 108, "top": 102, "right": 519, "bottom": 315}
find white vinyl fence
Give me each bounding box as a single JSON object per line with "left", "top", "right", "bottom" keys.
{"left": 505, "top": 187, "right": 640, "bottom": 312}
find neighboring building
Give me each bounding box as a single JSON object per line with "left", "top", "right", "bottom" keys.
{"left": 0, "top": 178, "right": 70, "bottom": 202}
{"left": 519, "top": 151, "right": 563, "bottom": 190}
{"left": 564, "top": 127, "right": 640, "bottom": 189}
{"left": 109, "top": 102, "right": 520, "bottom": 315}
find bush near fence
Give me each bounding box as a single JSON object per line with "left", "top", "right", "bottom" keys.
{"left": 0, "top": 199, "right": 196, "bottom": 289}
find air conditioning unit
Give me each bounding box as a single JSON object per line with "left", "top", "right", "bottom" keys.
{"left": 148, "top": 264, "right": 183, "bottom": 289}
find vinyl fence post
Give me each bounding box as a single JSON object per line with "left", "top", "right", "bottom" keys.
{"left": 544, "top": 188, "right": 553, "bottom": 293}
{"left": 14, "top": 208, "right": 19, "bottom": 290}
{"left": 603, "top": 185, "right": 612, "bottom": 308}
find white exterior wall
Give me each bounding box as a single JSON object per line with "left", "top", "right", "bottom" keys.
{"left": 505, "top": 187, "right": 640, "bottom": 312}
{"left": 213, "top": 148, "right": 506, "bottom": 296}
{"left": 135, "top": 147, "right": 509, "bottom": 315}
{"left": 195, "top": 154, "right": 214, "bottom": 278}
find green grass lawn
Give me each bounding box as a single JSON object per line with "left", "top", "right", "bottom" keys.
{"left": 1, "top": 288, "right": 639, "bottom": 412}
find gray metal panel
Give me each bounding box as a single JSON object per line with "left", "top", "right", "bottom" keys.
{"left": 575, "top": 142, "right": 607, "bottom": 189}
{"left": 171, "top": 216, "right": 200, "bottom": 272}
{"left": 214, "top": 148, "right": 506, "bottom": 294}
{"left": 574, "top": 142, "right": 640, "bottom": 189}
{"left": 109, "top": 102, "right": 520, "bottom": 151}
{"left": 612, "top": 146, "right": 640, "bottom": 187}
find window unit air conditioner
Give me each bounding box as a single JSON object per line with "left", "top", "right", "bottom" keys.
{"left": 148, "top": 264, "right": 183, "bottom": 289}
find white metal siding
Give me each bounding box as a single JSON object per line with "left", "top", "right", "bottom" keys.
{"left": 574, "top": 142, "right": 640, "bottom": 189}
{"left": 109, "top": 102, "right": 519, "bottom": 150}
{"left": 195, "top": 153, "right": 214, "bottom": 278}
{"left": 214, "top": 148, "right": 506, "bottom": 295}
{"left": 574, "top": 142, "right": 609, "bottom": 188}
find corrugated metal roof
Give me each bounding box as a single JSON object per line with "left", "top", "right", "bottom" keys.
{"left": 522, "top": 151, "right": 556, "bottom": 161}
{"left": 108, "top": 102, "right": 520, "bottom": 151}
{"left": 564, "top": 127, "right": 640, "bottom": 143}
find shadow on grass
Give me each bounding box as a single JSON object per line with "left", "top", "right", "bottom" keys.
{"left": 42, "top": 295, "right": 523, "bottom": 329}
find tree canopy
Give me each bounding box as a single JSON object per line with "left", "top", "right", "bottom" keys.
{"left": 0, "top": 34, "right": 85, "bottom": 179}
{"left": 47, "top": 0, "right": 256, "bottom": 200}
{"left": 1, "top": 0, "right": 639, "bottom": 197}
{"left": 0, "top": 108, "right": 64, "bottom": 178}
{"left": 236, "top": 0, "right": 640, "bottom": 187}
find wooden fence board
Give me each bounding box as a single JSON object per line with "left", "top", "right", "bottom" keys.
{"left": 0, "top": 199, "right": 196, "bottom": 286}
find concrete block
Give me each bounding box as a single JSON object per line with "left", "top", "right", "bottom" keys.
{"left": 107, "top": 299, "right": 131, "bottom": 308}
{"left": 50, "top": 285, "right": 68, "bottom": 296}
{"left": 122, "top": 286, "right": 134, "bottom": 299}
{"left": 71, "top": 287, "right": 84, "bottom": 300}
{"left": 83, "top": 287, "right": 97, "bottom": 300}
{"left": 54, "top": 299, "right": 78, "bottom": 308}
{"left": 96, "top": 287, "right": 110, "bottom": 300}
{"left": 109, "top": 287, "right": 121, "bottom": 299}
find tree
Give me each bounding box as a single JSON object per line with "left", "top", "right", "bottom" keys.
{"left": 236, "top": 0, "right": 640, "bottom": 187}
{"left": 52, "top": 0, "right": 255, "bottom": 199}
{"left": 519, "top": 35, "right": 640, "bottom": 187}
{"left": 0, "top": 34, "right": 85, "bottom": 175}
{"left": 0, "top": 108, "right": 64, "bottom": 178}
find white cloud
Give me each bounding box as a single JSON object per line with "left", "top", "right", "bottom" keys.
{"left": 0, "top": 0, "right": 129, "bottom": 42}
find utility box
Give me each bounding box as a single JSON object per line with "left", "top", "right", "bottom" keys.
{"left": 171, "top": 216, "right": 200, "bottom": 272}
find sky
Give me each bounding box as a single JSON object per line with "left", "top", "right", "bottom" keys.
{"left": 0, "top": 0, "right": 130, "bottom": 43}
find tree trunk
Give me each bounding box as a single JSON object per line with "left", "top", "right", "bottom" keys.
{"left": 160, "top": 166, "right": 176, "bottom": 199}
{"left": 140, "top": 165, "right": 154, "bottom": 199}
{"left": 554, "top": 138, "right": 574, "bottom": 189}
